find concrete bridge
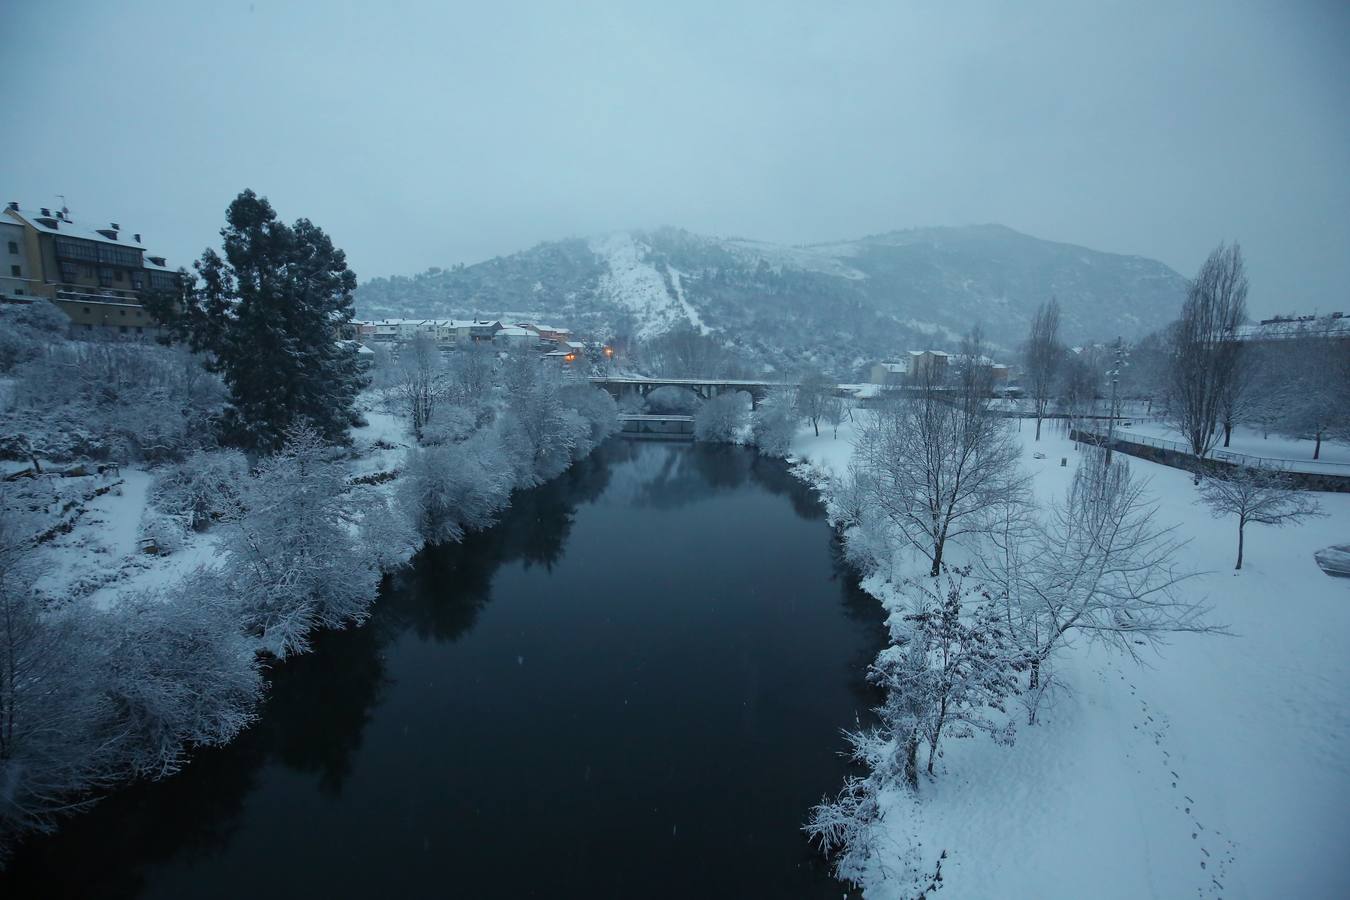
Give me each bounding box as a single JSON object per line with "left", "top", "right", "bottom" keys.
{"left": 618, "top": 414, "right": 695, "bottom": 439}
{"left": 590, "top": 376, "right": 791, "bottom": 408}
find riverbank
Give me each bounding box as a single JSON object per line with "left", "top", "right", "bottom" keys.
{"left": 785, "top": 421, "right": 1350, "bottom": 898}
{"left": 2, "top": 440, "right": 885, "bottom": 898}
{"left": 1, "top": 379, "right": 619, "bottom": 861}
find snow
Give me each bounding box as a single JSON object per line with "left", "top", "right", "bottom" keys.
{"left": 721, "top": 238, "right": 868, "bottom": 280}
{"left": 590, "top": 232, "right": 703, "bottom": 337}
{"left": 1111, "top": 421, "right": 1350, "bottom": 473}
{"left": 666, "top": 266, "right": 709, "bottom": 335}
{"left": 32, "top": 468, "right": 162, "bottom": 604}
{"left": 790, "top": 418, "right": 1350, "bottom": 899}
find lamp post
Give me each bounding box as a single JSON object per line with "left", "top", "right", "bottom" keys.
{"left": 1104, "top": 337, "right": 1127, "bottom": 466}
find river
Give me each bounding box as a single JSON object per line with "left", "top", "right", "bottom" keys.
{"left": 3, "top": 439, "right": 886, "bottom": 898}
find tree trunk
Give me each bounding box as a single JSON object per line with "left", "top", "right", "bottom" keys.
{"left": 1314, "top": 431, "right": 1322, "bottom": 460}
{"left": 1223, "top": 422, "right": 1232, "bottom": 447}
{"left": 813, "top": 419, "right": 819, "bottom": 437}
{"left": 930, "top": 543, "right": 943, "bottom": 577}
{"left": 904, "top": 734, "right": 920, "bottom": 790}
{"left": 1035, "top": 416, "right": 1042, "bottom": 441}
{"left": 1236, "top": 521, "right": 1244, "bottom": 570}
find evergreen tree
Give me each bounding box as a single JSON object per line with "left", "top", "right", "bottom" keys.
{"left": 153, "top": 190, "right": 365, "bottom": 450}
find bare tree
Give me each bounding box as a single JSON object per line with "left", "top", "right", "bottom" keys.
{"left": 1282, "top": 321, "right": 1350, "bottom": 460}
{"left": 1024, "top": 298, "right": 1063, "bottom": 441}
{"left": 854, "top": 329, "right": 1027, "bottom": 577}
{"left": 1167, "top": 242, "right": 1248, "bottom": 467}
{"left": 823, "top": 395, "right": 847, "bottom": 438}
{"left": 394, "top": 333, "right": 444, "bottom": 441}
{"left": 1007, "top": 448, "right": 1219, "bottom": 716}
{"left": 796, "top": 367, "right": 835, "bottom": 437}
{"left": 1216, "top": 342, "right": 1257, "bottom": 448}
{"left": 1199, "top": 466, "right": 1322, "bottom": 569}
{"left": 872, "top": 571, "right": 1022, "bottom": 778}
{"left": 1058, "top": 352, "right": 1099, "bottom": 446}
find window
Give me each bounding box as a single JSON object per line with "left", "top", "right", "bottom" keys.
{"left": 61, "top": 261, "right": 80, "bottom": 282}
{"left": 118, "top": 309, "right": 126, "bottom": 316}
{"left": 6, "top": 241, "right": 16, "bottom": 254}
{"left": 9, "top": 265, "right": 18, "bottom": 277}
{"left": 84, "top": 323, "right": 93, "bottom": 331}
{"left": 119, "top": 325, "right": 128, "bottom": 334}
{"left": 149, "top": 271, "right": 180, "bottom": 291}
{"left": 131, "top": 272, "right": 144, "bottom": 290}
{"left": 55, "top": 238, "right": 99, "bottom": 263}
{"left": 136, "top": 326, "right": 144, "bottom": 335}
{"left": 114, "top": 269, "right": 124, "bottom": 282}
{"left": 98, "top": 267, "right": 113, "bottom": 287}
{"left": 96, "top": 244, "right": 140, "bottom": 267}
{"left": 83, "top": 306, "right": 90, "bottom": 313}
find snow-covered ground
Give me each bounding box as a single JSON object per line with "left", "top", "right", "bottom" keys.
{"left": 790, "top": 421, "right": 1350, "bottom": 899}
{"left": 31, "top": 468, "right": 162, "bottom": 604}
{"left": 590, "top": 232, "right": 703, "bottom": 338}
{"left": 1111, "top": 421, "right": 1350, "bottom": 473}
{"left": 26, "top": 398, "right": 415, "bottom": 616}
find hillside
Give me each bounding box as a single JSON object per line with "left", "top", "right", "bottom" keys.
{"left": 355, "top": 225, "right": 1187, "bottom": 376}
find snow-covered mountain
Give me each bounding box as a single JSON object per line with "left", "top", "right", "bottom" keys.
{"left": 356, "top": 225, "right": 1187, "bottom": 375}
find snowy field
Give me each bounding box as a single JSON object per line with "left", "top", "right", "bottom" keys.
{"left": 1110, "top": 421, "right": 1350, "bottom": 473}
{"left": 790, "top": 422, "right": 1350, "bottom": 899}
{"left": 27, "top": 399, "right": 415, "bottom": 616}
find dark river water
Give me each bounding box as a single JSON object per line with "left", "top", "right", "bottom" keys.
{"left": 4, "top": 439, "right": 886, "bottom": 899}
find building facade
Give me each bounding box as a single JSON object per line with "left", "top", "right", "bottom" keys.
{"left": 2, "top": 201, "right": 180, "bottom": 337}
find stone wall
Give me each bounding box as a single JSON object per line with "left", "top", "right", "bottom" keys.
{"left": 1068, "top": 430, "right": 1350, "bottom": 493}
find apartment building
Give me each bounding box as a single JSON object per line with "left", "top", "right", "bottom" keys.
{"left": 2, "top": 201, "right": 180, "bottom": 337}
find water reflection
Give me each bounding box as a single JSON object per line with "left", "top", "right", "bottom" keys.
{"left": 3, "top": 439, "right": 883, "bottom": 900}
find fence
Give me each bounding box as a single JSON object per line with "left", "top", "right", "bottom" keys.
{"left": 1070, "top": 428, "right": 1350, "bottom": 492}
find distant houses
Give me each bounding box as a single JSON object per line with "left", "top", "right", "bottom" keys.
{"left": 868, "top": 348, "right": 1014, "bottom": 392}
{"left": 348, "top": 315, "right": 598, "bottom": 367}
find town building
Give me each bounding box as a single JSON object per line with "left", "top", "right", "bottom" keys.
{"left": 906, "top": 349, "right": 950, "bottom": 382}
{"left": 868, "top": 360, "right": 908, "bottom": 386}
{"left": 2, "top": 201, "right": 180, "bottom": 337}
{"left": 493, "top": 325, "right": 540, "bottom": 348}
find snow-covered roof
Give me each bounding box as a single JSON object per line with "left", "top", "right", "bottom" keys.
{"left": 1234, "top": 315, "right": 1350, "bottom": 342}
{"left": 142, "top": 255, "right": 173, "bottom": 272}
{"left": 565, "top": 341, "right": 585, "bottom": 349}
{"left": 497, "top": 326, "right": 535, "bottom": 337}
{"left": 5, "top": 206, "right": 147, "bottom": 250}
{"left": 876, "top": 361, "right": 907, "bottom": 373}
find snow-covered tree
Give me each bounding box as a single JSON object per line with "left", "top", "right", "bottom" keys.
{"left": 394, "top": 333, "right": 445, "bottom": 441}
{"left": 693, "top": 391, "right": 750, "bottom": 442}
{"left": 1199, "top": 466, "right": 1322, "bottom": 569}
{"left": 1280, "top": 323, "right": 1350, "bottom": 460}
{"left": 0, "top": 510, "right": 118, "bottom": 856}
{"left": 854, "top": 355, "right": 1026, "bottom": 577}
{"left": 217, "top": 426, "right": 380, "bottom": 658}
{"left": 1024, "top": 298, "right": 1063, "bottom": 441}
{"left": 503, "top": 356, "right": 578, "bottom": 481}
{"left": 871, "top": 571, "right": 1022, "bottom": 781}
{"left": 796, "top": 367, "right": 835, "bottom": 437}
{"left": 1004, "top": 448, "right": 1218, "bottom": 716}
{"left": 750, "top": 389, "right": 800, "bottom": 457}
{"left": 154, "top": 189, "right": 367, "bottom": 451}
{"left": 399, "top": 430, "right": 513, "bottom": 545}
{"left": 0, "top": 299, "right": 68, "bottom": 373}
{"left": 101, "top": 577, "right": 263, "bottom": 779}
{"left": 149, "top": 449, "right": 248, "bottom": 533}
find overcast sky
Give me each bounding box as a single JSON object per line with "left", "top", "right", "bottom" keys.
{"left": 9, "top": 1, "right": 1348, "bottom": 317}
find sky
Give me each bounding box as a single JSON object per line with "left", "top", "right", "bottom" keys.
{"left": 8, "top": 0, "right": 1349, "bottom": 318}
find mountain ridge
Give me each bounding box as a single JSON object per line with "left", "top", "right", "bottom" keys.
{"left": 356, "top": 224, "right": 1187, "bottom": 376}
